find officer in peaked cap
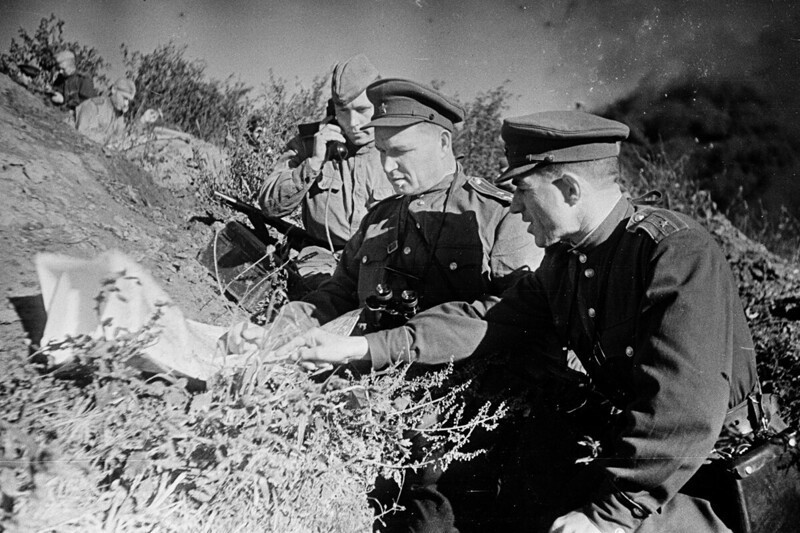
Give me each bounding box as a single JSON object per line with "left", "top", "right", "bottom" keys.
{"left": 259, "top": 54, "right": 395, "bottom": 297}
{"left": 243, "top": 78, "right": 543, "bottom": 531}
{"left": 357, "top": 109, "right": 763, "bottom": 532}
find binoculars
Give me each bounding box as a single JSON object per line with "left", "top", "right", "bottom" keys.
{"left": 363, "top": 283, "right": 419, "bottom": 331}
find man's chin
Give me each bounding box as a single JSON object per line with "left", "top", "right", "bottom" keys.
{"left": 347, "top": 131, "right": 373, "bottom": 146}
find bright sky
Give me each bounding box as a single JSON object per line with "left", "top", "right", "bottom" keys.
{"left": 2, "top": 0, "right": 798, "bottom": 117}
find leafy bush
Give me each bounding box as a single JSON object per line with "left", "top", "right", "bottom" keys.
{"left": 453, "top": 83, "right": 514, "bottom": 182}
{"left": 121, "top": 43, "right": 249, "bottom": 144}
{"left": 0, "top": 14, "right": 109, "bottom": 93}
{"left": 212, "top": 72, "right": 327, "bottom": 204}
{"left": 602, "top": 75, "right": 800, "bottom": 261}
{"left": 0, "top": 274, "right": 507, "bottom": 532}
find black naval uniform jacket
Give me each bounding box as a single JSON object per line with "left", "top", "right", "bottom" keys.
{"left": 392, "top": 196, "right": 760, "bottom": 532}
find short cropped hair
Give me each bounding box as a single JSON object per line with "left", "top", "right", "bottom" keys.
{"left": 539, "top": 156, "right": 621, "bottom": 186}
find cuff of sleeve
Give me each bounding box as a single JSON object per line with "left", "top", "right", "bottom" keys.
{"left": 583, "top": 481, "right": 654, "bottom": 533}
{"left": 365, "top": 328, "right": 413, "bottom": 370}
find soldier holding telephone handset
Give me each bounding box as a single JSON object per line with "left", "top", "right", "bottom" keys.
{"left": 259, "top": 54, "right": 395, "bottom": 296}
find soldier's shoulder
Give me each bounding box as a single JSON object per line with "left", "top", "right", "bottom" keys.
{"left": 463, "top": 175, "right": 513, "bottom": 205}
{"left": 365, "top": 192, "right": 403, "bottom": 215}
{"left": 626, "top": 206, "right": 699, "bottom": 243}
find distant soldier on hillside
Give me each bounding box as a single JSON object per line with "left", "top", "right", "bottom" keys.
{"left": 75, "top": 77, "right": 136, "bottom": 146}
{"left": 50, "top": 50, "right": 95, "bottom": 110}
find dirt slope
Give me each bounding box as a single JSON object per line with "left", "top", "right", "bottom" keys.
{"left": 0, "top": 73, "right": 235, "bottom": 364}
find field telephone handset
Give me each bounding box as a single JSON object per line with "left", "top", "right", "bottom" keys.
{"left": 298, "top": 98, "right": 348, "bottom": 163}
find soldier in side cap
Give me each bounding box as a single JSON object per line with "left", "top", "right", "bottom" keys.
{"left": 232, "top": 78, "right": 543, "bottom": 531}
{"left": 75, "top": 77, "right": 136, "bottom": 146}
{"left": 50, "top": 49, "right": 95, "bottom": 110}
{"left": 258, "top": 54, "right": 396, "bottom": 295}
{"left": 346, "top": 110, "right": 768, "bottom": 532}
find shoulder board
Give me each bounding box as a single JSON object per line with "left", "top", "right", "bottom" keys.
{"left": 625, "top": 207, "right": 690, "bottom": 243}
{"left": 464, "top": 176, "right": 513, "bottom": 204}
{"left": 367, "top": 193, "right": 403, "bottom": 212}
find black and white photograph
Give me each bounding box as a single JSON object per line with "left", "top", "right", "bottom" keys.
{"left": 1, "top": 1, "right": 799, "bottom": 531}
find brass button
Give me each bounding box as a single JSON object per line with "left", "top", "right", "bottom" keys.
{"left": 361, "top": 255, "right": 368, "bottom": 264}
{"left": 584, "top": 268, "right": 595, "bottom": 278}
{"left": 588, "top": 308, "right": 596, "bottom": 318}
{"left": 578, "top": 254, "right": 587, "bottom": 263}
{"left": 449, "top": 262, "right": 458, "bottom": 270}
{"left": 625, "top": 346, "right": 634, "bottom": 357}
{"left": 416, "top": 199, "right": 425, "bottom": 207}
{"left": 634, "top": 213, "right": 644, "bottom": 222}
{"left": 415, "top": 222, "right": 421, "bottom": 229}
{"left": 403, "top": 246, "right": 411, "bottom": 255}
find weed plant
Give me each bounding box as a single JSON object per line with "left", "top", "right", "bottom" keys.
{"left": 122, "top": 43, "right": 249, "bottom": 145}
{"left": 0, "top": 275, "right": 508, "bottom": 532}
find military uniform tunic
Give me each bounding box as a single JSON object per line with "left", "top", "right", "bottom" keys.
{"left": 75, "top": 96, "right": 126, "bottom": 146}
{"left": 281, "top": 165, "right": 542, "bottom": 351}
{"left": 392, "top": 197, "right": 760, "bottom": 532}
{"left": 53, "top": 71, "right": 95, "bottom": 110}
{"left": 258, "top": 136, "right": 395, "bottom": 249}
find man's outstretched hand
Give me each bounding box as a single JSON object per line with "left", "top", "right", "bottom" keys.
{"left": 276, "top": 328, "right": 370, "bottom": 367}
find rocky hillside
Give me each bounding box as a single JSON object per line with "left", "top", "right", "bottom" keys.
{"left": 0, "top": 72, "right": 236, "bottom": 366}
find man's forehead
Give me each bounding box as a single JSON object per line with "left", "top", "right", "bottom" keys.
{"left": 334, "top": 90, "right": 372, "bottom": 111}
{"left": 374, "top": 123, "right": 425, "bottom": 148}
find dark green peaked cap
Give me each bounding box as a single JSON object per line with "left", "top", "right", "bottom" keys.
{"left": 499, "top": 111, "right": 629, "bottom": 181}
{"left": 363, "top": 78, "right": 465, "bottom": 132}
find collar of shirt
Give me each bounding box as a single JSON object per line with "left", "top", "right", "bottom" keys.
{"left": 567, "top": 194, "right": 631, "bottom": 252}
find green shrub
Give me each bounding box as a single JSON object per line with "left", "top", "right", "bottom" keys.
{"left": 121, "top": 43, "right": 249, "bottom": 144}
{"left": 453, "top": 83, "right": 514, "bottom": 182}
{"left": 0, "top": 274, "right": 508, "bottom": 531}
{"left": 0, "top": 14, "right": 109, "bottom": 93}
{"left": 211, "top": 72, "right": 327, "bottom": 205}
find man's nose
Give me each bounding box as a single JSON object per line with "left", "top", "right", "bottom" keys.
{"left": 382, "top": 155, "right": 397, "bottom": 174}
{"left": 510, "top": 192, "right": 523, "bottom": 214}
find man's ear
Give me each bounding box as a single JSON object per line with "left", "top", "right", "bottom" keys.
{"left": 553, "top": 172, "right": 582, "bottom": 206}
{"left": 439, "top": 128, "right": 452, "bottom": 154}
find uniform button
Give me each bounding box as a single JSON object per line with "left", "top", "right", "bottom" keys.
{"left": 361, "top": 256, "right": 368, "bottom": 264}
{"left": 625, "top": 346, "right": 634, "bottom": 357}
{"left": 403, "top": 246, "right": 411, "bottom": 255}
{"left": 584, "top": 268, "right": 595, "bottom": 278}
{"left": 634, "top": 213, "right": 644, "bottom": 222}
{"left": 614, "top": 529, "right": 625, "bottom": 533}
{"left": 415, "top": 223, "right": 421, "bottom": 229}
{"left": 416, "top": 199, "right": 425, "bottom": 207}
{"left": 588, "top": 308, "right": 596, "bottom": 318}
{"left": 578, "top": 254, "right": 587, "bottom": 263}
{"left": 449, "top": 262, "right": 458, "bottom": 270}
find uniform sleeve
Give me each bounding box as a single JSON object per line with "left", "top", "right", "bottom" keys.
{"left": 295, "top": 224, "right": 366, "bottom": 324}
{"left": 489, "top": 211, "right": 544, "bottom": 294}
{"left": 585, "top": 229, "right": 740, "bottom": 532}
{"left": 364, "top": 269, "right": 551, "bottom": 369}
{"left": 258, "top": 136, "right": 320, "bottom": 217}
